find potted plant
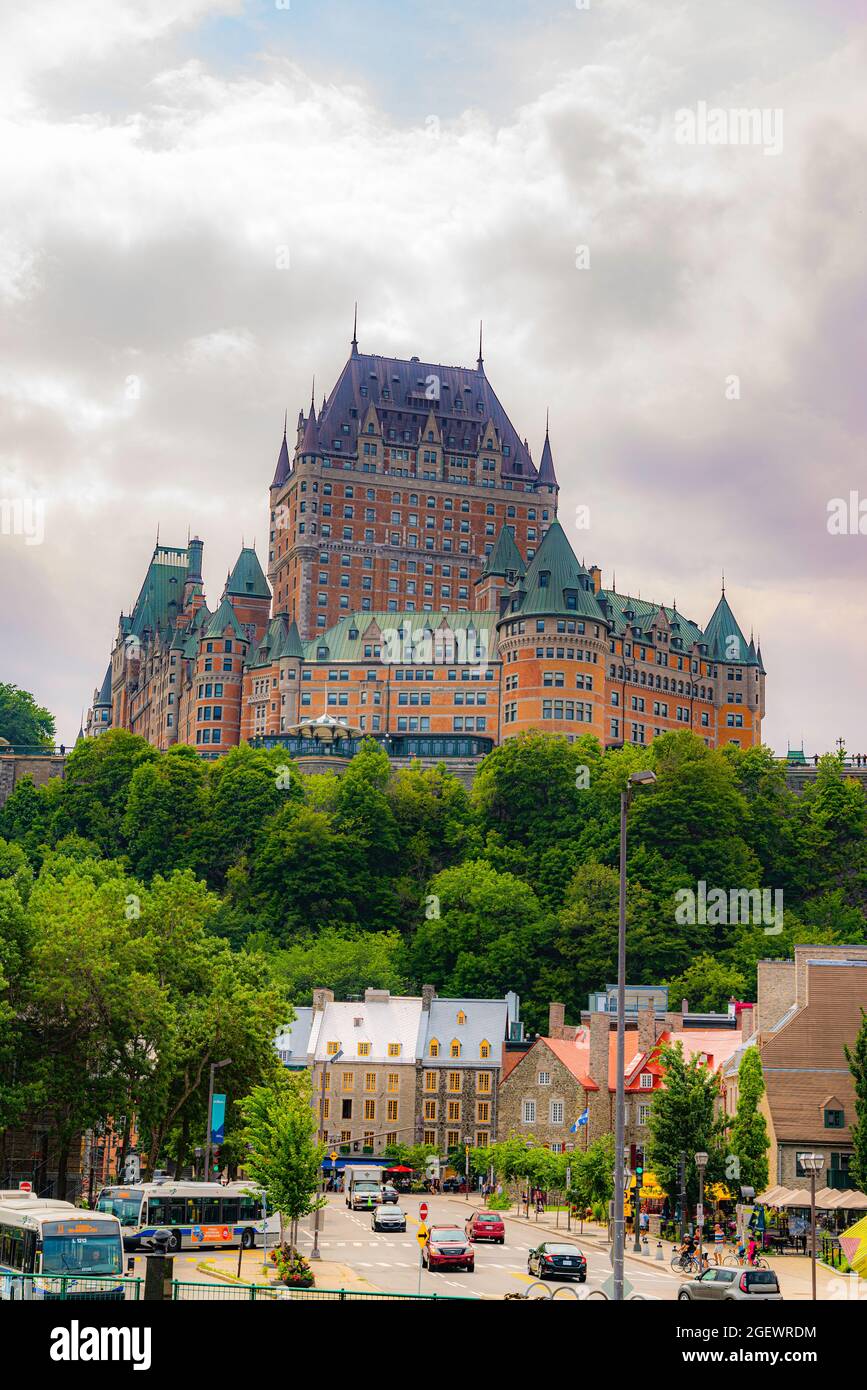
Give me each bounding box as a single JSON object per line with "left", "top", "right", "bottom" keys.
{"left": 270, "top": 1243, "right": 315, "bottom": 1289}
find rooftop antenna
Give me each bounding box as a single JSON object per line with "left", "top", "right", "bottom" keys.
{"left": 283, "top": 408, "right": 287, "bottom": 437}
{"left": 477, "top": 320, "right": 484, "bottom": 371}
{"left": 721, "top": 570, "right": 726, "bottom": 596}
{"left": 351, "top": 302, "right": 358, "bottom": 354}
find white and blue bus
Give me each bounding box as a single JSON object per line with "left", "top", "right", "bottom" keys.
{"left": 96, "top": 1180, "right": 279, "bottom": 1252}
{"left": 0, "top": 1196, "right": 125, "bottom": 1300}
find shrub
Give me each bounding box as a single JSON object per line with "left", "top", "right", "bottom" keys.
{"left": 486, "top": 1193, "right": 511, "bottom": 1211}
{"left": 270, "top": 1243, "right": 315, "bottom": 1288}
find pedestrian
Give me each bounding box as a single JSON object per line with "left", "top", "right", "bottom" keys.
{"left": 713, "top": 1222, "right": 725, "bottom": 1264}
{"left": 639, "top": 1207, "right": 649, "bottom": 1235}
{"left": 496, "top": 1181, "right": 503, "bottom": 1198}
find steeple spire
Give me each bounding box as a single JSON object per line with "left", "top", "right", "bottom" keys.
{"left": 477, "top": 320, "right": 484, "bottom": 371}
{"left": 351, "top": 302, "right": 358, "bottom": 355}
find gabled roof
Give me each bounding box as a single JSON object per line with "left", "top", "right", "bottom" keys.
{"left": 504, "top": 520, "right": 607, "bottom": 622}
{"left": 203, "top": 596, "right": 246, "bottom": 640}
{"left": 481, "top": 524, "right": 523, "bottom": 579}
{"left": 226, "top": 547, "right": 270, "bottom": 600}
{"left": 247, "top": 614, "right": 306, "bottom": 668}
{"left": 417, "top": 998, "right": 510, "bottom": 1065}
{"left": 305, "top": 610, "right": 499, "bottom": 662}
{"left": 602, "top": 591, "right": 705, "bottom": 649}
{"left": 309, "top": 997, "right": 424, "bottom": 1063}
{"left": 704, "top": 591, "right": 757, "bottom": 664}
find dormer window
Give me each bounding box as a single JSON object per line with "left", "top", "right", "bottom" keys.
{"left": 429, "top": 1038, "right": 440, "bottom": 1057}
{"left": 450, "top": 1039, "right": 461, "bottom": 1058}
{"left": 457, "top": 1011, "right": 466, "bottom": 1026}
{"left": 479, "top": 1040, "right": 491, "bottom": 1059}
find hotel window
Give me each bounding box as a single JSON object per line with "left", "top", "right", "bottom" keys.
{"left": 365, "top": 1072, "right": 376, "bottom": 1092}
{"left": 341, "top": 1099, "right": 352, "bottom": 1119}
{"left": 423, "top": 1130, "right": 437, "bottom": 1146}
{"left": 342, "top": 1073, "right": 353, "bottom": 1091}
{"left": 322, "top": 1099, "right": 330, "bottom": 1120}
{"left": 446, "top": 1130, "right": 460, "bottom": 1150}
{"left": 387, "top": 1100, "right": 398, "bottom": 1122}
{"left": 386, "top": 1132, "right": 398, "bottom": 1146}
{"left": 638, "top": 1104, "right": 652, "bottom": 1125}
{"left": 387, "top": 1042, "right": 401, "bottom": 1057}
{"left": 550, "top": 1101, "right": 564, "bottom": 1125}
{"left": 358, "top": 1042, "right": 371, "bottom": 1057}
{"left": 522, "top": 1100, "right": 536, "bottom": 1124}
{"left": 387, "top": 1072, "right": 399, "bottom": 1093}
{"left": 429, "top": 1039, "right": 440, "bottom": 1057}
{"left": 326, "top": 1041, "right": 339, "bottom": 1056}
{"left": 477, "top": 1072, "right": 492, "bottom": 1094}
{"left": 447, "top": 1100, "right": 461, "bottom": 1122}
{"left": 448, "top": 1071, "right": 461, "bottom": 1093}
{"left": 424, "top": 1071, "right": 437, "bottom": 1091}
{"left": 424, "top": 1100, "right": 437, "bottom": 1121}
{"left": 475, "top": 1132, "right": 489, "bottom": 1148}
{"left": 341, "top": 1130, "right": 351, "bottom": 1143}
{"left": 450, "top": 1039, "right": 461, "bottom": 1058}
{"left": 363, "top": 1099, "right": 376, "bottom": 1121}
{"left": 477, "top": 1101, "right": 490, "bottom": 1124}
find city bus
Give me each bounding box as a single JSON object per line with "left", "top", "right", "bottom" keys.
{"left": 95, "top": 1180, "right": 280, "bottom": 1251}
{"left": 0, "top": 1196, "right": 125, "bottom": 1300}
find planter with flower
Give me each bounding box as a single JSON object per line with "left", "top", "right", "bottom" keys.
{"left": 270, "top": 1243, "right": 315, "bottom": 1289}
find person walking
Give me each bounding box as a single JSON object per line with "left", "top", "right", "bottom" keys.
{"left": 713, "top": 1222, "right": 725, "bottom": 1264}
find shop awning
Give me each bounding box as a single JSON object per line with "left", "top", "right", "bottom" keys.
{"left": 840, "top": 1215, "right": 867, "bottom": 1276}
{"left": 757, "top": 1186, "right": 795, "bottom": 1206}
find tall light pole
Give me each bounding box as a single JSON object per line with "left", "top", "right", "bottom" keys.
{"left": 204, "top": 1058, "right": 232, "bottom": 1181}
{"left": 800, "top": 1153, "right": 824, "bottom": 1300}
{"left": 613, "top": 768, "right": 657, "bottom": 1302}
{"left": 695, "top": 1151, "right": 708, "bottom": 1269}
{"left": 310, "top": 1048, "right": 343, "bottom": 1261}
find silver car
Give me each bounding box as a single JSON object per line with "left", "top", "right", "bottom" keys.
{"left": 678, "top": 1267, "right": 783, "bottom": 1300}
{"left": 372, "top": 1204, "right": 407, "bottom": 1233}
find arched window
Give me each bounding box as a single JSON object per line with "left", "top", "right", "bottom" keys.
{"left": 429, "top": 1038, "right": 440, "bottom": 1057}
{"left": 479, "top": 1040, "right": 491, "bottom": 1059}
{"left": 450, "top": 1039, "right": 461, "bottom": 1058}
{"left": 456, "top": 1010, "right": 466, "bottom": 1026}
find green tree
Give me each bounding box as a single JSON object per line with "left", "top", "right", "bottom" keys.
{"left": 569, "top": 1133, "right": 615, "bottom": 1209}
{"left": 727, "top": 1048, "right": 770, "bottom": 1195}
{"left": 123, "top": 744, "right": 208, "bottom": 879}
{"left": 60, "top": 729, "right": 157, "bottom": 857}
{"left": 666, "top": 955, "right": 748, "bottom": 1014}
{"left": 240, "top": 1071, "right": 325, "bottom": 1247}
{"left": 646, "top": 1042, "right": 726, "bottom": 1217}
{"left": 252, "top": 804, "right": 357, "bottom": 935}
{"left": 0, "top": 683, "right": 55, "bottom": 747}
{"left": 269, "top": 928, "right": 408, "bottom": 1004}
{"left": 845, "top": 1009, "right": 867, "bottom": 1193}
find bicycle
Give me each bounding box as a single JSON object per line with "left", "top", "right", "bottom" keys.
{"left": 670, "top": 1252, "right": 702, "bottom": 1275}
{"left": 723, "top": 1250, "right": 770, "bottom": 1269}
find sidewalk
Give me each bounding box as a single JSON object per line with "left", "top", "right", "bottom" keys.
{"left": 194, "top": 1249, "right": 380, "bottom": 1294}
{"left": 447, "top": 1196, "right": 852, "bottom": 1298}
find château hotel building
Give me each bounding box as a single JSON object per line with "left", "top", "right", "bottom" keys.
{"left": 87, "top": 328, "right": 766, "bottom": 762}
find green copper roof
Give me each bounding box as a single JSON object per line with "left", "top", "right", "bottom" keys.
{"left": 504, "top": 519, "right": 606, "bottom": 622}
{"left": 127, "top": 545, "right": 189, "bottom": 638}
{"left": 703, "top": 592, "right": 756, "bottom": 664}
{"left": 481, "top": 524, "right": 523, "bottom": 579}
{"left": 203, "top": 596, "right": 246, "bottom": 640}
{"left": 601, "top": 592, "right": 705, "bottom": 650}
{"left": 306, "top": 610, "right": 499, "bottom": 663}
{"left": 247, "top": 615, "right": 305, "bottom": 669}
{"left": 226, "top": 547, "right": 271, "bottom": 600}
{"left": 94, "top": 664, "right": 112, "bottom": 706}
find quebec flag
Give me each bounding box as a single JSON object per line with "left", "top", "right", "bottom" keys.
{"left": 570, "top": 1108, "right": 589, "bottom": 1133}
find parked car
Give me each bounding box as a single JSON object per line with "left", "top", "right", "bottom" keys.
{"left": 678, "top": 1267, "right": 783, "bottom": 1301}
{"left": 527, "top": 1241, "right": 587, "bottom": 1281}
{"left": 465, "top": 1211, "right": 505, "bottom": 1244}
{"left": 380, "top": 1183, "right": 399, "bottom": 1204}
{"left": 372, "top": 1204, "right": 407, "bottom": 1233}
{"left": 423, "top": 1226, "right": 475, "bottom": 1272}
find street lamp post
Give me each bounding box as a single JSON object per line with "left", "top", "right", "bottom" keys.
{"left": 310, "top": 1048, "right": 343, "bottom": 1261}
{"left": 613, "top": 770, "right": 657, "bottom": 1303}
{"left": 800, "top": 1153, "right": 824, "bottom": 1300}
{"left": 204, "top": 1059, "right": 232, "bottom": 1181}
{"left": 695, "top": 1151, "right": 708, "bottom": 1269}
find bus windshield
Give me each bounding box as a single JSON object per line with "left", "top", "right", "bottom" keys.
{"left": 41, "top": 1233, "right": 123, "bottom": 1277}
{"left": 96, "top": 1191, "right": 143, "bottom": 1226}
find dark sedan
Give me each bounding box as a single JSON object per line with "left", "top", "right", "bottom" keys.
{"left": 528, "top": 1242, "right": 587, "bottom": 1281}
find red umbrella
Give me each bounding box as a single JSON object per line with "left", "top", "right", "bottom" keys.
{"left": 385, "top": 1165, "right": 413, "bottom": 1173}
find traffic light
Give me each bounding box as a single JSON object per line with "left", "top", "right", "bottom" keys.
{"left": 212, "top": 1146, "right": 221, "bottom": 1174}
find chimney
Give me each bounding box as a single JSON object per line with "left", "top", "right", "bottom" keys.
{"left": 638, "top": 1001, "right": 656, "bottom": 1058}
{"left": 588, "top": 1011, "right": 610, "bottom": 1092}
{"left": 548, "top": 1002, "right": 566, "bottom": 1037}
{"left": 589, "top": 564, "right": 602, "bottom": 594}
{"left": 364, "top": 988, "right": 390, "bottom": 1004}
{"left": 682, "top": 998, "right": 689, "bottom": 1015}
{"left": 422, "top": 984, "right": 437, "bottom": 1013}
{"left": 312, "top": 988, "right": 334, "bottom": 1013}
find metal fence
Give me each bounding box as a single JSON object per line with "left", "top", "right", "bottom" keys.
{"left": 171, "top": 1280, "right": 468, "bottom": 1301}
{"left": 3, "top": 1274, "right": 142, "bottom": 1300}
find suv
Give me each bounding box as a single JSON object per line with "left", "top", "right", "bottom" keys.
{"left": 465, "top": 1211, "right": 505, "bottom": 1244}
{"left": 678, "top": 1267, "right": 783, "bottom": 1301}
{"left": 423, "top": 1226, "right": 475, "bottom": 1273}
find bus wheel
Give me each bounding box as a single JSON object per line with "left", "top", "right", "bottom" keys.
{"left": 241, "top": 1228, "right": 255, "bottom": 1250}
{"left": 168, "top": 1231, "right": 182, "bottom": 1252}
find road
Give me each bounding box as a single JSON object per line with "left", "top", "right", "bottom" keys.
{"left": 285, "top": 1194, "right": 677, "bottom": 1300}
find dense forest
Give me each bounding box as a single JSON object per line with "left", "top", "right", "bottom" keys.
{"left": 1, "top": 726, "right": 865, "bottom": 1177}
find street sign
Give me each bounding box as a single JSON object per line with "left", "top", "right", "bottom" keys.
{"left": 18, "top": 1181, "right": 32, "bottom": 1193}
{"left": 330, "top": 1150, "right": 338, "bottom": 1163}
{"left": 419, "top": 1202, "right": 428, "bottom": 1221}
{"left": 696, "top": 1204, "right": 704, "bottom": 1222}
{"left": 417, "top": 1225, "right": 428, "bottom": 1246}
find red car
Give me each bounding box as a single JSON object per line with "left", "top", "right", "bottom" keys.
{"left": 423, "top": 1225, "right": 475, "bottom": 1272}
{"left": 465, "top": 1210, "right": 505, "bottom": 1244}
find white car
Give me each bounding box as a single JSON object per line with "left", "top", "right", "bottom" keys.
{"left": 372, "top": 1205, "right": 407, "bottom": 1233}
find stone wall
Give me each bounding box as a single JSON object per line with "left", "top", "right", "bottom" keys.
{"left": 0, "top": 753, "right": 66, "bottom": 809}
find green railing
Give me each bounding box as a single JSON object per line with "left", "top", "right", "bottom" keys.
{"left": 171, "top": 1280, "right": 467, "bottom": 1301}
{"left": 3, "top": 1273, "right": 142, "bottom": 1300}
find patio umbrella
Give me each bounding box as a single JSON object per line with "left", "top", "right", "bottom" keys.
{"left": 780, "top": 1189, "right": 812, "bottom": 1207}
{"left": 839, "top": 1214, "right": 867, "bottom": 1276}
{"left": 758, "top": 1186, "right": 793, "bottom": 1205}
{"left": 385, "top": 1165, "right": 413, "bottom": 1173}
{"left": 826, "top": 1190, "right": 867, "bottom": 1211}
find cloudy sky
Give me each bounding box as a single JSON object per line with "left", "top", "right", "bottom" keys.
{"left": 1, "top": 0, "right": 864, "bottom": 751}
